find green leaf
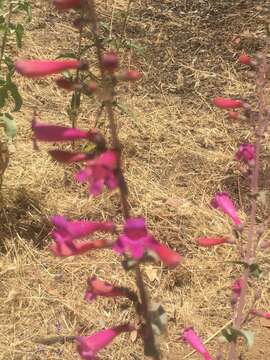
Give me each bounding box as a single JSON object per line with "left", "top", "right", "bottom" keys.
{"left": 221, "top": 327, "right": 255, "bottom": 349}
{"left": 249, "top": 263, "right": 262, "bottom": 278}
{"left": 240, "top": 329, "right": 255, "bottom": 349}
{"left": 1, "top": 112, "right": 16, "bottom": 138}
{"left": 3, "top": 55, "right": 14, "bottom": 73}
{"left": 0, "top": 86, "right": 8, "bottom": 108}
{"left": 15, "top": 23, "right": 24, "bottom": 48}
{"left": 149, "top": 302, "right": 167, "bottom": 336}
{"left": 7, "top": 82, "right": 22, "bottom": 111}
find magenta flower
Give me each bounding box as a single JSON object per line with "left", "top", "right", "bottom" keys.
{"left": 49, "top": 150, "right": 92, "bottom": 163}
{"left": 75, "top": 150, "right": 119, "bottom": 196}
{"left": 101, "top": 52, "right": 119, "bottom": 73}
{"left": 235, "top": 144, "right": 255, "bottom": 166}
{"left": 53, "top": 0, "right": 82, "bottom": 11}
{"left": 250, "top": 309, "right": 270, "bottom": 320}
{"left": 50, "top": 215, "right": 115, "bottom": 257}
{"left": 76, "top": 324, "right": 133, "bottom": 360}
{"left": 113, "top": 218, "right": 181, "bottom": 268}
{"left": 85, "top": 277, "right": 130, "bottom": 302}
{"left": 118, "top": 70, "right": 142, "bottom": 81}
{"left": 231, "top": 278, "right": 244, "bottom": 305}
{"left": 239, "top": 54, "right": 257, "bottom": 66}
{"left": 196, "top": 237, "right": 229, "bottom": 247}
{"left": 227, "top": 111, "right": 241, "bottom": 120}
{"left": 32, "top": 119, "right": 98, "bottom": 142}
{"left": 181, "top": 327, "right": 213, "bottom": 360}
{"left": 15, "top": 59, "right": 87, "bottom": 78}
{"left": 213, "top": 97, "right": 244, "bottom": 109}
{"left": 211, "top": 192, "right": 242, "bottom": 226}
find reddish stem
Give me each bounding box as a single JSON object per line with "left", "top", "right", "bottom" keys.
{"left": 228, "top": 51, "right": 269, "bottom": 359}
{"left": 85, "top": 1, "right": 160, "bottom": 358}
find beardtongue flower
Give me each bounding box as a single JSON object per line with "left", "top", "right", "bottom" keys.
{"left": 49, "top": 150, "right": 92, "bottom": 163}
{"left": 250, "top": 309, "right": 270, "bottom": 319}
{"left": 53, "top": 0, "right": 82, "bottom": 11}
{"left": 231, "top": 278, "right": 244, "bottom": 305}
{"left": 50, "top": 215, "right": 115, "bottom": 257}
{"left": 196, "top": 237, "right": 229, "bottom": 247}
{"left": 85, "top": 277, "right": 133, "bottom": 301}
{"left": 118, "top": 70, "right": 142, "bottom": 81}
{"left": 113, "top": 218, "right": 181, "bottom": 268}
{"left": 213, "top": 97, "right": 244, "bottom": 109}
{"left": 75, "top": 150, "right": 119, "bottom": 196}
{"left": 76, "top": 324, "right": 133, "bottom": 360}
{"left": 211, "top": 192, "right": 242, "bottom": 227}
{"left": 235, "top": 144, "right": 255, "bottom": 166}
{"left": 180, "top": 327, "right": 213, "bottom": 360}
{"left": 32, "top": 119, "right": 101, "bottom": 143}
{"left": 15, "top": 59, "right": 87, "bottom": 78}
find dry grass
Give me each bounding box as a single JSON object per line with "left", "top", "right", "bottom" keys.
{"left": 1, "top": 1, "right": 270, "bottom": 359}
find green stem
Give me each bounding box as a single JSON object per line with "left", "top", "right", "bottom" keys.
{"left": 0, "top": 2, "right": 12, "bottom": 71}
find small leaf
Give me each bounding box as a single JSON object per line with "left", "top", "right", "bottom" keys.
{"left": 149, "top": 302, "right": 167, "bottom": 336}
{"left": 239, "top": 329, "right": 255, "bottom": 349}
{"left": 0, "top": 86, "right": 8, "bottom": 108}
{"left": 15, "top": 23, "right": 24, "bottom": 48}
{"left": 3, "top": 56, "right": 14, "bottom": 73}
{"left": 1, "top": 113, "right": 16, "bottom": 138}
{"left": 249, "top": 263, "right": 262, "bottom": 278}
{"left": 8, "top": 82, "right": 23, "bottom": 112}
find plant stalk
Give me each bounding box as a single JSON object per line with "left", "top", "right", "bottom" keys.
{"left": 0, "top": 2, "right": 12, "bottom": 71}
{"left": 228, "top": 50, "right": 269, "bottom": 360}
{"left": 86, "top": 1, "right": 160, "bottom": 358}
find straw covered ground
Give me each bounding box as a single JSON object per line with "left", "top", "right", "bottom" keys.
{"left": 1, "top": 0, "right": 270, "bottom": 359}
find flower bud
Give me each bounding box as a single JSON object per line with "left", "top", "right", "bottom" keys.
{"left": 101, "top": 52, "right": 119, "bottom": 73}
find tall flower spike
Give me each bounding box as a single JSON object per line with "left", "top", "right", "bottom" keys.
{"left": 76, "top": 324, "right": 133, "bottom": 360}
{"left": 75, "top": 150, "right": 119, "bottom": 196}
{"left": 235, "top": 144, "right": 255, "bottom": 166}
{"left": 113, "top": 217, "right": 181, "bottom": 268}
{"left": 211, "top": 192, "right": 242, "bottom": 227}
{"left": 50, "top": 215, "right": 115, "bottom": 257}
{"left": 85, "top": 277, "right": 133, "bottom": 302}
{"left": 181, "top": 327, "right": 213, "bottom": 360}
{"left": 15, "top": 59, "right": 87, "bottom": 78}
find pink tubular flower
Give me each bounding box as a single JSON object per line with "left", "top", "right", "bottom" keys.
{"left": 15, "top": 59, "right": 87, "bottom": 78}
{"left": 32, "top": 119, "right": 98, "bottom": 142}
{"left": 250, "top": 309, "right": 270, "bottom": 320}
{"left": 76, "top": 324, "right": 133, "bottom": 360}
{"left": 196, "top": 237, "right": 229, "bottom": 247}
{"left": 235, "top": 144, "right": 255, "bottom": 166}
{"left": 75, "top": 150, "right": 119, "bottom": 196}
{"left": 50, "top": 215, "right": 115, "bottom": 257}
{"left": 49, "top": 150, "right": 93, "bottom": 163}
{"left": 118, "top": 70, "right": 142, "bottom": 81}
{"left": 211, "top": 192, "right": 242, "bottom": 227}
{"left": 227, "top": 111, "right": 240, "bottom": 120}
{"left": 181, "top": 327, "right": 213, "bottom": 360}
{"left": 113, "top": 218, "right": 181, "bottom": 268}
{"left": 53, "top": 0, "right": 82, "bottom": 11}
{"left": 213, "top": 97, "right": 244, "bottom": 109}
{"left": 231, "top": 278, "right": 244, "bottom": 305}
{"left": 85, "top": 277, "right": 130, "bottom": 301}
{"left": 239, "top": 54, "right": 251, "bottom": 65}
